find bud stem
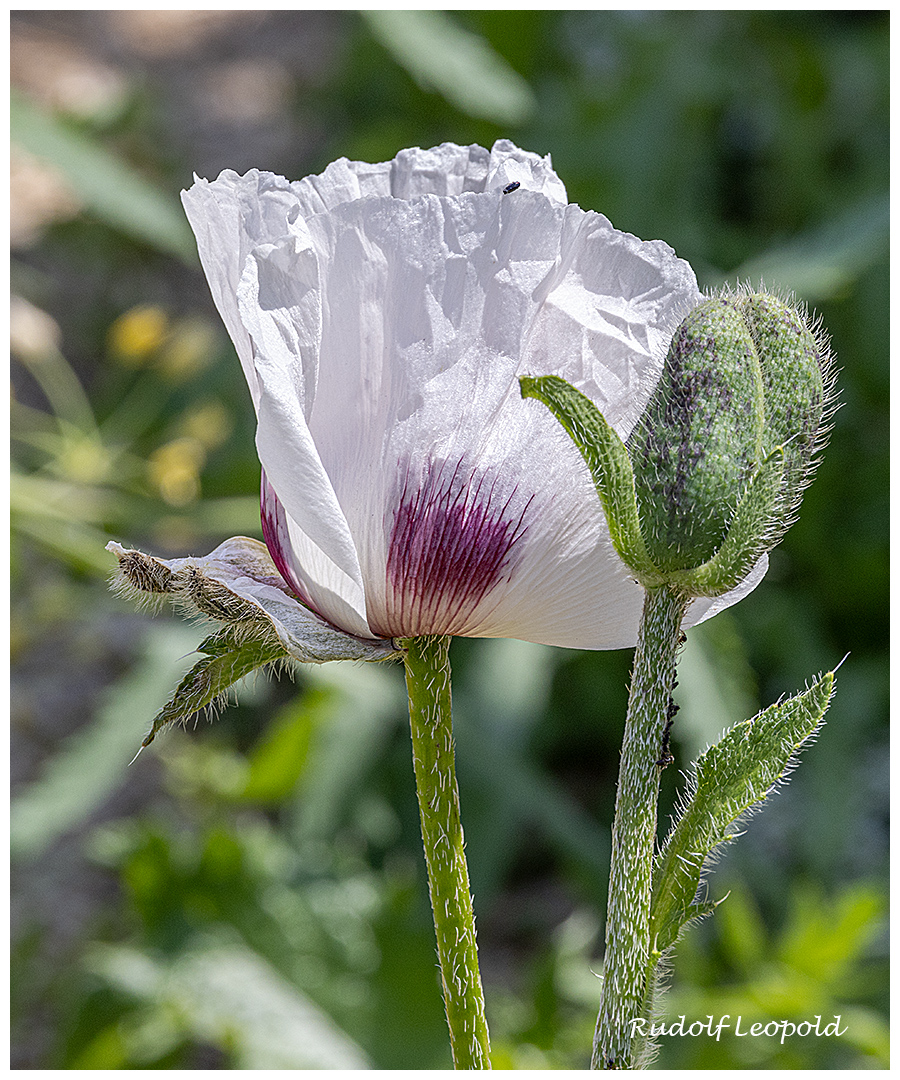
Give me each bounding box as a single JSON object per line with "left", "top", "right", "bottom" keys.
{"left": 402, "top": 635, "right": 491, "bottom": 1069}
{"left": 592, "top": 585, "right": 688, "bottom": 1069}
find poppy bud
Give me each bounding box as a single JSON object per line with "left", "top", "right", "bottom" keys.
{"left": 629, "top": 291, "right": 833, "bottom": 582}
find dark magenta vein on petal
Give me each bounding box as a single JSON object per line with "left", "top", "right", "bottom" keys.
{"left": 260, "top": 471, "right": 314, "bottom": 608}
{"left": 379, "top": 457, "right": 531, "bottom": 637}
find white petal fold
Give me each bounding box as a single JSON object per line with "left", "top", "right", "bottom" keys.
{"left": 182, "top": 171, "right": 311, "bottom": 408}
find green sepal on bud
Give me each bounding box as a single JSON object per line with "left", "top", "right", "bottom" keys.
{"left": 665, "top": 444, "right": 785, "bottom": 598}
{"left": 521, "top": 289, "right": 834, "bottom": 598}
{"left": 742, "top": 292, "right": 832, "bottom": 520}
{"left": 518, "top": 374, "right": 663, "bottom": 586}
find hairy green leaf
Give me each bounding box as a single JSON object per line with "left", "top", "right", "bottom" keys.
{"left": 650, "top": 668, "right": 835, "bottom": 954}
{"left": 141, "top": 627, "right": 288, "bottom": 749}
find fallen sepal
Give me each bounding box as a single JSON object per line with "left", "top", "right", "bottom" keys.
{"left": 107, "top": 536, "right": 400, "bottom": 747}
{"left": 108, "top": 536, "right": 398, "bottom": 663}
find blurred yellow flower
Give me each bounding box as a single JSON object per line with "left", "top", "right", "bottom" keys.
{"left": 108, "top": 305, "right": 170, "bottom": 365}
{"left": 147, "top": 437, "right": 206, "bottom": 506}
{"left": 179, "top": 399, "right": 233, "bottom": 450}
{"left": 156, "top": 318, "right": 216, "bottom": 383}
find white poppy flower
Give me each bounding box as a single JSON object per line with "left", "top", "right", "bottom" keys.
{"left": 182, "top": 140, "right": 764, "bottom": 650}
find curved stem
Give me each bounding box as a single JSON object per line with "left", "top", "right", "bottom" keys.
{"left": 402, "top": 634, "right": 491, "bottom": 1070}
{"left": 592, "top": 585, "right": 687, "bottom": 1069}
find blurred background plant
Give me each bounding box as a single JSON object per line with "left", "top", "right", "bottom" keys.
{"left": 10, "top": 10, "right": 888, "bottom": 1070}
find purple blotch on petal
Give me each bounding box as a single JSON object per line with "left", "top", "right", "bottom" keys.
{"left": 378, "top": 458, "right": 531, "bottom": 637}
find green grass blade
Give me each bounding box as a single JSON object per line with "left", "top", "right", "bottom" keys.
{"left": 11, "top": 624, "right": 200, "bottom": 858}
{"left": 11, "top": 90, "right": 197, "bottom": 262}
{"left": 363, "top": 10, "right": 535, "bottom": 125}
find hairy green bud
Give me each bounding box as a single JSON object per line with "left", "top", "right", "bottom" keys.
{"left": 629, "top": 290, "right": 833, "bottom": 583}
{"left": 741, "top": 292, "right": 831, "bottom": 525}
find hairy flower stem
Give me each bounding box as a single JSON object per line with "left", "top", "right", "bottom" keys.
{"left": 592, "top": 585, "right": 688, "bottom": 1069}
{"left": 402, "top": 634, "right": 491, "bottom": 1070}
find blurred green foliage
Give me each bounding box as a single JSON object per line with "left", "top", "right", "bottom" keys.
{"left": 11, "top": 10, "right": 887, "bottom": 1070}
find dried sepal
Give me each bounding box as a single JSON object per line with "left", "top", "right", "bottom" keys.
{"left": 106, "top": 536, "right": 399, "bottom": 664}
{"left": 107, "top": 543, "right": 176, "bottom": 612}
{"left": 108, "top": 536, "right": 400, "bottom": 750}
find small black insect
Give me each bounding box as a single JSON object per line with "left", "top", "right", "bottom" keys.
{"left": 657, "top": 694, "right": 680, "bottom": 769}
{"left": 502, "top": 181, "right": 521, "bottom": 194}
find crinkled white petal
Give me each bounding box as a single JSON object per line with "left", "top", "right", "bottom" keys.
{"left": 485, "top": 138, "right": 569, "bottom": 204}
{"left": 259, "top": 473, "right": 374, "bottom": 640}
{"left": 182, "top": 142, "right": 766, "bottom": 649}
{"left": 285, "top": 138, "right": 568, "bottom": 216}
{"left": 243, "top": 182, "right": 706, "bottom": 647}
{"left": 236, "top": 237, "right": 372, "bottom": 638}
